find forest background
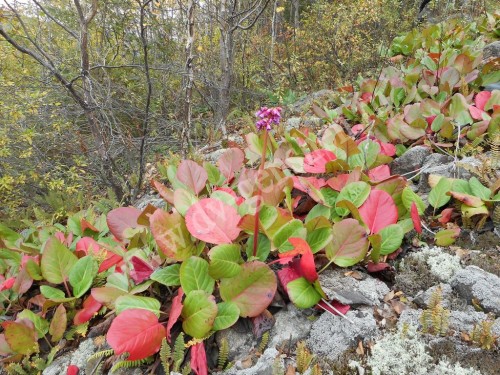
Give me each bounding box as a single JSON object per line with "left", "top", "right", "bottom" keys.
{"left": 0, "top": 0, "right": 494, "bottom": 225}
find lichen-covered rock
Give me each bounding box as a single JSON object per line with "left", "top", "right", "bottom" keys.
{"left": 390, "top": 145, "right": 432, "bottom": 178}
{"left": 43, "top": 339, "right": 96, "bottom": 375}
{"left": 450, "top": 266, "right": 500, "bottom": 315}
{"left": 409, "top": 247, "right": 462, "bottom": 283}
{"left": 319, "top": 269, "right": 389, "bottom": 306}
{"left": 285, "top": 117, "right": 302, "bottom": 131}
{"left": 269, "top": 304, "right": 313, "bottom": 349}
{"left": 307, "top": 308, "right": 378, "bottom": 361}
{"left": 220, "top": 348, "right": 281, "bottom": 375}
{"left": 215, "top": 320, "right": 256, "bottom": 362}
{"left": 414, "top": 283, "right": 453, "bottom": 309}
{"left": 483, "top": 41, "right": 500, "bottom": 63}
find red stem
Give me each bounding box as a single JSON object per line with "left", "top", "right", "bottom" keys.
{"left": 253, "top": 131, "right": 269, "bottom": 257}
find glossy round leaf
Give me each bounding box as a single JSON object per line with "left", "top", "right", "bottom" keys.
{"left": 41, "top": 237, "right": 78, "bottom": 285}
{"left": 327, "top": 219, "right": 369, "bottom": 267}
{"left": 379, "top": 224, "right": 404, "bottom": 255}
{"left": 213, "top": 302, "right": 240, "bottom": 331}
{"left": 69, "top": 256, "right": 98, "bottom": 298}
{"left": 180, "top": 256, "right": 215, "bottom": 295}
{"left": 181, "top": 291, "right": 217, "bottom": 338}
{"left": 208, "top": 244, "right": 243, "bottom": 279}
{"left": 286, "top": 277, "right": 322, "bottom": 309}
{"left": 219, "top": 261, "right": 277, "bottom": 318}
{"left": 335, "top": 181, "right": 370, "bottom": 217}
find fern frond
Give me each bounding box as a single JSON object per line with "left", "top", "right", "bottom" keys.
{"left": 258, "top": 331, "right": 270, "bottom": 353}
{"left": 428, "top": 287, "right": 443, "bottom": 309}
{"left": 493, "top": 204, "right": 500, "bottom": 228}
{"left": 470, "top": 319, "right": 498, "bottom": 350}
{"left": 88, "top": 348, "right": 115, "bottom": 362}
{"left": 160, "top": 337, "right": 171, "bottom": 375}
{"left": 65, "top": 322, "right": 89, "bottom": 340}
{"left": 217, "top": 337, "right": 229, "bottom": 370}
{"left": 172, "top": 332, "right": 186, "bottom": 372}
{"left": 181, "top": 362, "right": 191, "bottom": 375}
{"left": 110, "top": 357, "right": 153, "bottom": 373}
{"left": 5, "top": 363, "right": 29, "bottom": 375}
{"left": 311, "top": 363, "right": 323, "bottom": 375}
{"left": 296, "top": 340, "right": 314, "bottom": 373}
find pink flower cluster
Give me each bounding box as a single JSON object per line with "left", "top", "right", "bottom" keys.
{"left": 255, "top": 106, "right": 282, "bottom": 131}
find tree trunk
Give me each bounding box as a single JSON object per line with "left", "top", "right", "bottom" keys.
{"left": 181, "top": 0, "right": 196, "bottom": 156}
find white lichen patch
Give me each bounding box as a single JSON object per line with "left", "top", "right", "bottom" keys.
{"left": 409, "top": 246, "right": 462, "bottom": 282}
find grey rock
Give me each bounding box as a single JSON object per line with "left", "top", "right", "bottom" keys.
{"left": 135, "top": 194, "right": 167, "bottom": 210}
{"left": 414, "top": 284, "right": 453, "bottom": 309}
{"left": 418, "top": 155, "right": 480, "bottom": 193}
{"left": 215, "top": 320, "right": 256, "bottom": 362}
{"left": 303, "top": 116, "right": 322, "bottom": 128}
{"left": 287, "top": 89, "right": 336, "bottom": 116}
{"left": 449, "top": 310, "right": 491, "bottom": 333}
{"left": 390, "top": 146, "right": 432, "bottom": 178}
{"left": 307, "top": 308, "right": 378, "bottom": 361}
{"left": 205, "top": 148, "right": 227, "bottom": 163}
{"left": 285, "top": 117, "right": 302, "bottom": 132}
{"left": 398, "top": 309, "right": 423, "bottom": 330}
{"left": 269, "top": 304, "right": 313, "bottom": 349}
{"left": 43, "top": 339, "right": 96, "bottom": 375}
{"left": 450, "top": 266, "right": 500, "bottom": 315}
{"left": 221, "top": 348, "right": 281, "bottom": 375}
{"left": 483, "top": 41, "right": 500, "bottom": 63}
{"left": 319, "top": 269, "right": 390, "bottom": 306}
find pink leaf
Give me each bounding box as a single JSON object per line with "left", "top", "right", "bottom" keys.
{"left": 81, "top": 219, "right": 98, "bottom": 233}
{"left": 73, "top": 295, "right": 102, "bottom": 325}
{"left": 107, "top": 309, "right": 165, "bottom": 361}
{"left": 316, "top": 300, "right": 350, "bottom": 316}
{"left": 185, "top": 198, "right": 241, "bottom": 244}
{"left": 0, "top": 277, "right": 15, "bottom": 292}
{"left": 375, "top": 140, "right": 396, "bottom": 156}
{"left": 410, "top": 202, "right": 422, "bottom": 234}
{"left": 190, "top": 341, "right": 208, "bottom": 375}
{"left": 130, "top": 256, "right": 154, "bottom": 284}
{"left": 67, "top": 365, "right": 79, "bottom": 375}
{"left": 366, "top": 262, "right": 391, "bottom": 272}
{"left": 368, "top": 165, "right": 391, "bottom": 182}
{"left": 75, "top": 237, "right": 100, "bottom": 257}
{"left": 166, "top": 288, "right": 184, "bottom": 343}
{"left": 106, "top": 207, "right": 142, "bottom": 242}
{"left": 475, "top": 91, "right": 491, "bottom": 111}
{"left": 218, "top": 148, "right": 245, "bottom": 182}
{"left": 359, "top": 189, "right": 398, "bottom": 234}
{"left": 469, "top": 105, "right": 485, "bottom": 120}
{"left": 303, "top": 150, "right": 337, "bottom": 173}
{"left": 177, "top": 160, "right": 208, "bottom": 195}
{"left": 326, "top": 174, "right": 350, "bottom": 191}
{"left": 290, "top": 238, "right": 317, "bottom": 282}
{"left": 98, "top": 253, "right": 123, "bottom": 273}
{"left": 151, "top": 179, "right": 175, "bottom": 204}
{"left": 292, "top": 176, "right": 327, "bottom": 192}
{"left": 438, "top": 208, "right": 454, "bottom": 224}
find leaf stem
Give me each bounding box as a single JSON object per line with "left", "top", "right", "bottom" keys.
{"left": 253, "top": 131, "right": 269, "bottom": 257}
{"left": 318, "top": 259, "right": 334, "bottom": 274}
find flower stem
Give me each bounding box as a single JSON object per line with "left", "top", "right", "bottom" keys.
{"left": 253, "top": 131, "right": 269, "bottom": 257}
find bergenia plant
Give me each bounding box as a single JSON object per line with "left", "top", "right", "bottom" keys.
{"left": 253, "top": 106, "right": 281, "bottom": 257}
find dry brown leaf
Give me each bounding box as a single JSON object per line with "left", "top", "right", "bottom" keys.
{"left": 461, "top": 332, "right": 471, "bottom": 341}
{"left": 345, "top": 270, "right": 364, "bottom": 280}
{"left": 285, "top": 364, "right": 296, "bottom": 375}
{"left": 383, "top": 290, "right": 395, "bottom": 302}
{"left": 390, "top": 300, "right": 407, "bottom": 315}
{"left": 356, "top": 340, "right": 365, "bottom": 356}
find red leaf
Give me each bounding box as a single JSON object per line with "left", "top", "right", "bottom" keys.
{"left": 190, "top": 341, "right": 208, "bottom": 375}
{"left": 438, "top": 208, "right": 454, "bottom": 224}
{"left": 410, "top": 202, "right": 422, "bottom": 234}
{"left": 447, "top": 191, "right": 484, "bottom": 207}
{"left": 130, "top": 256, "right": 154, "bottom": 284}
{"left": 106, "top": 207, "right": 142, "bottom": 242}
{"left": 81, "top": 219, "right": 98, "bottom": 233}
{"left": 218, "top": 148, "right": 245, "bottom": 181}
{"left": 291, "top": 238, "right": 317, "bottom": 282}
{"left": 368, "top": 165, "right": 391, "bottom": 182}
{"left": 316, "top": 300, "right": 350, "bottom": 315}
{"left": 166, "top": 288, "right": 184, "bottom": 343}
{"left": 73, "top": 295, "right": 102, "bottom": 325}
{"left": 67, "top": 365, "right": 79, "bottom": 375}
{"left": 98, "top": 253, "right": 123, "bottom": 273}
{"left": 177, "top": 160, "right": 208, "bottom": 195}
{"left": 366, "top": 262, "right": 391, "bottom": 272}
{"left": 75, "top": 237, "right": 100, "bottom": 257}
{"left": 107, "top": 309, "right": 165, "bottom": 360}
{"left": 0, "top": 277, "right": 15, "bottom": 292}
{"left": 303, "top": 150, "right": 337, "bottom": 173}
{"left": 326, "top": 174, "right": 350, "bottom": 191}
{"left": 276, "top": 267, "right": 301, "bottom": 295}
{"left": 359, "top": 190, "right": 398, "bottom": 234}
{"left": 185, "top": 198, "right": 241, "bottom": 244}
{"left": 151, "top": 179, "right": 175, "bottom": 204}
{"left": 475, "top": 91, "right": 491, "bottom": 111}
{"left": 292, "top": 176, "right": 327, "bottom": 192}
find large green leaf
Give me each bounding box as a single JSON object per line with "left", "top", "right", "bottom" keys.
{"left": 208, "top": 244, "right": 243, "bottom": 279}
{"left": 273, "top": 219, "right": 306, "bottom": 252}
{"left": 379, "top": 224, "right": 404, "bottom": 255}
{"left": 150, "top": 264, "right": 181, "bottom": 286}
{"left": 286, "top": 277, "right": 322, "bottom": 309}
{"left": 245, "top": 234, "right": 271, "bottom": 262}
{"left": 69, "top": 256, "right": 98, "bottom": 298}
{"left": 40, "top": 285, "right": 75, "bottom": 302}
{"left": 17, "top": 310, "right": 49, "bottom": 339}
{"left": 180, "top": 256, "right": 215, "bottom": 295}
{"left": 326, "top": 219, "right": 369, "bottom": 267}
{"left": 2, "top": 321, "right": 38, "bottom": 355}
{"left": 219, "top": 261, "right": 277, "bottom": 318}
{"left": 306, "top": 227, "right": 333, "bottom": 254}
{"left": 468, "top": 177, "right": 491, "bottom": 200}
{"left": 401, "top": 187, "right": 426, "bottom": 214}
{"left": 181, "top": 291, "right": 217, "bottom": 338}
{"left": 429, "top": 178, "right": 452, "bottom": 209}
{"left": 335, "top": 182, "right": 370, "bottom": 216}
{"left": 115, "top": 295, "right": 161, "bottom": 316}
{"left": 213, "top": 302, "right": 240, "bottom": 331}
{"left": 40, "top": 237, "right": 78, "bottom": 284}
